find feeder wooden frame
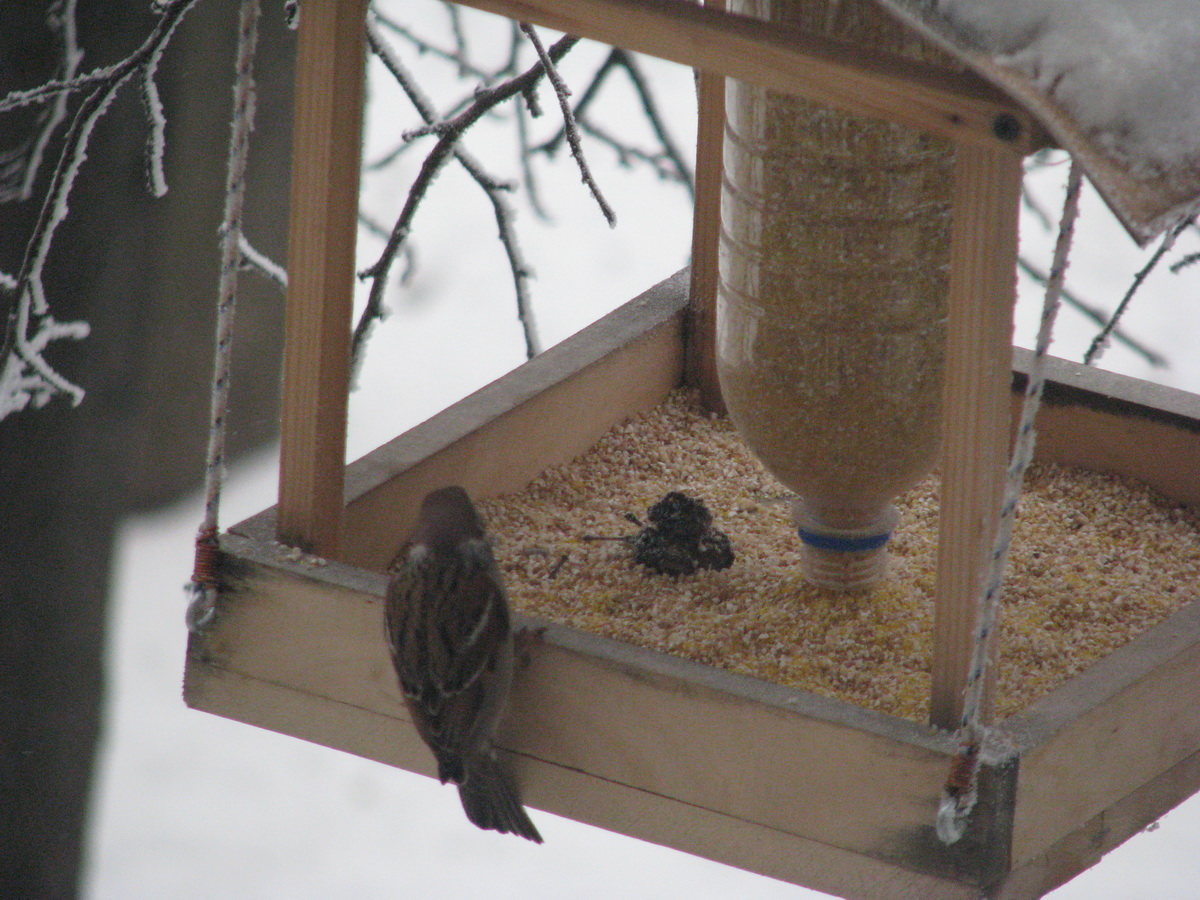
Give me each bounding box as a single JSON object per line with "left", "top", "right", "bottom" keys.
{"left": 185, "top": 2, "right": 1200, "bottom": 899}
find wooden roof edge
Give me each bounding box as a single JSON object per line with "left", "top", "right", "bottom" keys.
{"left": 877, "top": 0, "right": 1200, "bottom": 244}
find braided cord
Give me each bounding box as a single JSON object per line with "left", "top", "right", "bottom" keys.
{"left": 187, "top": 0, "right": 262, "bottom": 632}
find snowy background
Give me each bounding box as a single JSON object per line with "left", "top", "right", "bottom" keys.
{"left": 82, "top": 6, "right": 1200, "bottom": 898}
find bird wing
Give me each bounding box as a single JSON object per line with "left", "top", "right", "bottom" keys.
{"left": 432, "top": 553, "right": 510, "bottom": 696}
{"left": 384, "top": 549, "right": 432, "bottom": 701}
{"left": 386, "top": 541, "right": 511, "bottom": 760}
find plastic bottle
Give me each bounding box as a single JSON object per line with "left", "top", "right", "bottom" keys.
{"left": 717, "top": 0, "right": 955, "bottom": 589}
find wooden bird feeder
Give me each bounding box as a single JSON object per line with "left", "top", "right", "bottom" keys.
{"left": 185, "top": 2, "right": 1200, "bottom": 898}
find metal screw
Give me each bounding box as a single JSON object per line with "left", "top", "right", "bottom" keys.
{"left": 993, "top": 113, "right": 1022, "bottom": 142}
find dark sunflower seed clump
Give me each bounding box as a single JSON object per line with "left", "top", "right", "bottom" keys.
{"left": 633, "top": 491, "right": 735, "bottom": 577}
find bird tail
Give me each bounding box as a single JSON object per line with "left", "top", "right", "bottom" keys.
{"left": 457, "top": 752, "right": 543, "bottom": 843}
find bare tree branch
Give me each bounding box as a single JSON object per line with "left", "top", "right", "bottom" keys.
{"left": 515, "top": 95, "right": 551, "bottom": 220}
{"left": 373, "top": 8, "right": 502, "bottom": 83}
{"left": 1169, "top": 250, "right": 1200, "bottom": 274}
{"left": 518, "top": 23, "right": 615, "bottom": 227}
{"left": 363, "top": 16, "right": 542, "bottom": 361}
{"left": 1018, "top": 256, "right": 1166, "bottom": 366}
{"left": 533, "top": 47, "right": 693, "bottom": 199}
{"left": 1085, "top": 216, "right": 1193, "bottom": 366}
{"left": 354, "top": 29, "right": 581, "bottom": 373}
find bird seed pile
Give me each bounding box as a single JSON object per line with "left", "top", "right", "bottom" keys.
{"left": 477, "top": 389, "right": 1200, "bottom": 723}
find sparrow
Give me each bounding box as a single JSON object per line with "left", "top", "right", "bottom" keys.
{"left": 385, "top": 485, "right": 543, "bottom": 843}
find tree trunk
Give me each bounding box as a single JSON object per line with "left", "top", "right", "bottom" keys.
{"left": 0, "top": 2, "right": 293, "bottom": 895}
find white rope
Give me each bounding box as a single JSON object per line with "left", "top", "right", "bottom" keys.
{"left": 937, "top": 159, "right": 1084, "bottom": 844}
{"left": 186, "top": 0, "right": 262, "bottom": 633}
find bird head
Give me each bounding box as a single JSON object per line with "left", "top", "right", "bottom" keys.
{"left": 412, "top": 485, "right": 487, "bottom": 555}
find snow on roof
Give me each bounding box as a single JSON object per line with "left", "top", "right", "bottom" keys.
{"left": 879, "top": 0, "right": 1200, "bottom": 244}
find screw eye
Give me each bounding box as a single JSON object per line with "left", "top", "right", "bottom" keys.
{"left": 993, "top": 114, "right": 1022, "bottom": 142}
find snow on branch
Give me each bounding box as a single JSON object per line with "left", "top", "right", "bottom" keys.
{"left": 0, "top": 0, "right": 201, "bottom": 422}
{"left": 238, "top": 234, "right": 288, "bottom": 289}
{"left": 0, "top": 0, "right": 83, "bottom": 204}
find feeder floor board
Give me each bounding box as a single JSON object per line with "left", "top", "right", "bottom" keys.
{"left": 475, "top": 388, "right": 1200, "bottom": 724}
{"left": 188, "top": 270, "right": 1200, "bottom": 900}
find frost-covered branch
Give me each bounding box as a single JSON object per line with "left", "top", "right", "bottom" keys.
{"left": 1084, "top": 216, "right": 1193, "bottom": 366}
{"left": 519, "top": 22, "right": 615, "bottom": 228}
{"left": 534, "top": 47, "right": 694, "bottom": 200}
{"left": 238, "top": 234, "right": 288, "bottom": 289}
{"left": 0, "top": 0, "right": 83, "bottom": 204}
{"left": 365, "top": 15, "right": 541, "bottom": 361}
{"left": 354, "top": 28, "right": 581, "bottom": 372}
{"left": 1, "top": 0, "right": 201, "bottom": 421}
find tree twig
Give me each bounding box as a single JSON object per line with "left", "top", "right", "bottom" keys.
{"left": 518, "top": 23, "right": 615, "bottom": 227}
{"left": 365, "top": 16, "right": 541, "bottom": 361}
{"left": 354, "top": 29, "right": 580, "bottom": 373}
{"left": 1017, "top": 256, "right": 1165, "bottom": 366}
{"left": 533, "top": 47, "right": 693, "bottom": 200}
{"left": 1084, "top": 217, "right": 1193, "bottom": 365}
{"left": 606, "top": 48, "right": 693, "bottom": 197}
{"left": 1169, "top": 250, "right": 1200, "bottom": 274}
{"left": 515, "top": 88, "right": 551, "bottom": 220}
{"left": 373, "top": 8, "right": 501, "bottom": 83}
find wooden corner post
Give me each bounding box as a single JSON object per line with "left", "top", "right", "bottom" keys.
{"left": 277, "top": 0, "right": 369, "bottom": 557}
{"left": 685, "top": 0, "right": 726, "bottom": 413}
{"left": 930, "top": 142, "right": 1023, "bottom": 730}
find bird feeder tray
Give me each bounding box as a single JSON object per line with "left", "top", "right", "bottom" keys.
{"left": 185, "top": 1, "right": 1200, "bottom": 898}
{"left": 186, "top": 268, "right": 1200, "bottom": 900}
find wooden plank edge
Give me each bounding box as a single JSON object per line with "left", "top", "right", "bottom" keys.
{"left": 343, "top": 267, "right": 690, "bottom": 504}
{"left": 195, "top": 530, "right": 1023, "bottom": 891}
{"left": 275, "top": 0, "right": 368, "bottom": 556}
{"left": 184, "top": 654, "right": 986, "bottom": 900}
{"left": 1013, "top": 348, "right": 1200, "bottom": 430}
{"left": 993, "top": 745, "right": 1200, "bottom": 900}
{"left": 452, "top": 0, "right": 1039, "bottom": 152}
{"left": 930, "top": 145, "right": 1022, "bottom": 729}
{"left": 212, "top": 528, "right": 955, "bottom": 758}
{"left": 1012, "top": 349, "right": 1200, "bottom": 507}
{"left": 1001, "top": 598, "right": 1200, "bottom": 863}
{"left": 335, "top": 270, "right": 688, "bottom": 568}
{"left": 686, "top": 28, "right": 726, "bottom": 413}
{"left": 232, "top": 268, "right": 691, "bottom": 550}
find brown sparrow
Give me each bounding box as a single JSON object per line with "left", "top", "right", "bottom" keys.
{"left": 385, "top": 486, "right": 543, "bottom": 843}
